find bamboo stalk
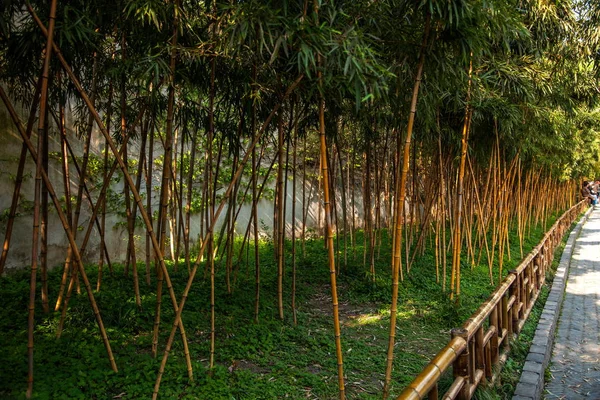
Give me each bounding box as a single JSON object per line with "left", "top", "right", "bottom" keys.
{"left": 40, "top": 108, "right": 49, "bottom": 314}
{"left": 26, "top": 1, "right": 57, "bottom": 395}
{"left": 291, "top": 126, "right": 298, "bottom": 325}
{"left": 252, "top": 107, "right": 261, "bottom": 322}
{"left": 277, "top": 109, "right": 285, "bottom": 320}
{"left": 207, "top": 37, "right": 217, "bottom": 369}
{"left": 146, "top": 114, "right": 155, "bottom": 285}
{"left": 450, "top": 57, "right": 473, "bottom": 301}
{"left": 185, "top": 120, "right": 198, "bottom": 273}
{"left": 301, "top": 135, "right": 307, "bottom": 258}
{"left": 333, "top": 129, "right": 348, "bottom": 270}
{"left": 1, "top": 83, "right": 120, "bottom": 383}
{"left": 98, "top": 81, "right": 114, "bottom": 291}
{"left": 383, "top": 14, "right": 430, "bottom": 398}
{"left": 315, "top": 58, "right": 346, "bottom": 400}
{"left": 151, "top": 75, "right": 304, "bottom": 399}
{"left": 25, "top": 4, "right": 195, "bottom": 378}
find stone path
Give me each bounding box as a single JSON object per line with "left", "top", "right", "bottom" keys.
{"left": 513, "top": 206, "right": 599, "bottom": 400}
{"left": 544, "top": 207, "right": 600, "bottom": 399}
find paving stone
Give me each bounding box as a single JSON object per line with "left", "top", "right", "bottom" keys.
{"left": 514, "top": 382, "right": 538, "bottom": 398}
{"left": 520, "top": 371, "right": 540, "bottom": 385}
{"left": 514, "top": 207, "right": 597, "bottom": 400}
{"left": 513, "top": 396, "right": 532, "bottom": 400}
{"left": 543, "top": 208, "right": 600, "bottom": 400}
{"left": 528, "top": 345, "right": 546, "bottom": 355}
{"left": 526, "top": 352, "right": 545, "bottom": 364}
{"left": 522, "top": 361, "right": 543, "bottom": 374}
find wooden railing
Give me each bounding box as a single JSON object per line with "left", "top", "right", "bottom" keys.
{"left": 397, "top": 200, "right": 589, "bottom": 400}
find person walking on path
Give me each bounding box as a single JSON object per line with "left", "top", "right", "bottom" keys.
{"left": 580, "top": 180, "right": 597, "bottom": 205}
{"left": 545, "top": 208, "right": 600, "bottom": 399}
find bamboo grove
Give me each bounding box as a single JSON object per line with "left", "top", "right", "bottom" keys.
{"left": 1, "top": 0, "right": 600, "bottom": 398}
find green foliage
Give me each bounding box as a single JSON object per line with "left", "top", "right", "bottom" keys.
{"left": 0, "top": 208, "right": 570, "bottom": 399}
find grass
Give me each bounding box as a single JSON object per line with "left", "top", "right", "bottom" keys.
{"left": 0, "top": 213, "right": 573, "bottom": 399}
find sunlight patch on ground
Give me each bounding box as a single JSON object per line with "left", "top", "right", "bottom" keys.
{"left": 567, "top": 270, "right": 600, "bottom": 296}
{"left": 346, "top": 313, "right": 383, "bottom": 327}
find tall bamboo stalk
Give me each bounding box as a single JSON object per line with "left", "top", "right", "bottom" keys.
{"left": 40, "top": 108, "right": 49, "bottom": 314}
{"left": 151, "top": 75, "right": 304, "bottom": 400}
{"left": 207, "top": 2, "right": 218, "bottom": 365}
{"left": 301, "top": 136, "right": 308, "bottom": 257}
{"left": 311, "top": 2, "right": 345, "bottom": 396}
{"left": 277, "top": 109, "right": 285, "bottom": 320}
{"left": 383, "top": 13, "right": 430, "bottom": 398}
{"left": 2, "top": 83, "right": 120, "bottom": 390}
{"left": 334, "top": 132, "right": 348, "bottom": 269}
{"left": 450, "top": 57, "right": 473, "bottom": 301}
{"left": 251, "top": 66, "right": 261, "bottom": 323}
{"left": 98, "top": 81, "right": 114, "bottom": 290}
{"left": 26, "top": 4, "right": 194, "bottom": 378}
{"left": 26, "top": 1, "right": 57, "bottom": 395}
{"left": 317, "top": 72, "right": 345, "bottom": 400}
{"left": 153, "top": 0, "right": 180, "bottom": 365}
{"left": 185, "top": 121, "right": 197, "bottom": 273}
{"left": 364, "top": 140, "right": 375, "bottom": 278}
{"left": 291, "top": 126, "right": 298, "bottom": 325}
{"left": 145, "top": 114, "right": 155, "bottom": 285}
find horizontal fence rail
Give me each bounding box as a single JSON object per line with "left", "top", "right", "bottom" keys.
{"left": 397, "top": 200, "right": 588, "bottom": 400}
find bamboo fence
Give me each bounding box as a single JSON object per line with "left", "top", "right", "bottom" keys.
{"left": 397, "top": 199, "right": 589, "bottom": 400}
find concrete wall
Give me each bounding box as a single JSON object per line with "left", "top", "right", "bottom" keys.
{"left": 0, "top": 99, "right": 372, "bottom": 272}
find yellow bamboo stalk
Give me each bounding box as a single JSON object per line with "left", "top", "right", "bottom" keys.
{"left": 27, "top": 1, "right": 57, "bottom": 395}
{"left": 277, "top": 110, "right": 285, "bottom": 320}
{"left": 151, "top": 75, "right": 304, "bottom": 400}
{"left": 467, "top": 155, "right": 492, "bottom": 284}
{"left": 317, "top": 85, "right": 346, "bottom": 400}
{"left": 383, "top": 13, "right": 431, "bottom": 398}
{"left": 25, "top": 3, "right": 195, "bottom": 379}
{"left": 0, "top": 85, "right": 119, "bottom": 378}
{"left": 450, "top": 56, "right": 474, "bottom": 301}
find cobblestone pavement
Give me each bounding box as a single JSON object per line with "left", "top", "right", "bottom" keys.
{"left": 545, "top": 208, "right": 600, "bottom": 399}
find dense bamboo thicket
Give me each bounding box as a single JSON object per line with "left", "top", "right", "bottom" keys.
{"left": 1, "top": 0, "right": 600, "bottom": 398}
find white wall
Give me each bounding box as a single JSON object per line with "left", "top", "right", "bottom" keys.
{"left": 0, "top": 99, "right": 373, "bottom": 272}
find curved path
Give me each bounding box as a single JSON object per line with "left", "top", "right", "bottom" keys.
{"left": 544, "top": 207, "right": 600, "bottom": 399}
{"left": 513, "top": 206, "right": 600, "bottom": 399}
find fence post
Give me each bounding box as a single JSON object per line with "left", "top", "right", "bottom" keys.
{"left": 502, "top": 291, "right": 510, "bottom": 349}
{"left": 475, "top": 326, "right": 485, "bottom": 380}
{"left": 538, "top": 252, "right": 545, "bottom": 290}
{"left": 452, "top": 328, "right": 470, "bottom": 400}
{"left": 509, "top": 269, "right": 520, "bottom": 335}
{"left": 490, "top": 305, "right": 499, "bottom": 367}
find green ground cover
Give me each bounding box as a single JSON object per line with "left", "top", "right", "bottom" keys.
{"left": 0, "top": 215, "right": 569, "bottom": 399}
